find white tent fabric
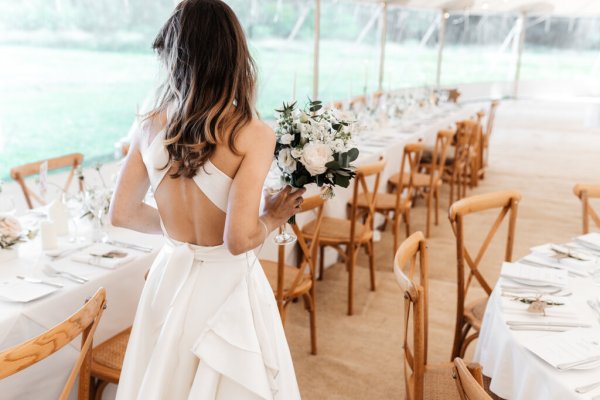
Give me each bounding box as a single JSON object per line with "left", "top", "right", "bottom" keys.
{"left": 363, "top": 0, "right": 600, "bottom": 17}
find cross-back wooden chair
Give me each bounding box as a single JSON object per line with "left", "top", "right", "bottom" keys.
{"left": 371, "top": 143, "right": 422, "bottom": 253}
{"left": 261, "top": 194, "right": 325, "bottom": 354}
{"left": 573, "top": 184, "right": 600, "bottom": 234}
{"left": 394, "top": 231, "right": 460, "bottom": 400}
{"left": 446, "top": 120, "right": 476, "bottom": 205}
{"left": 349, "top": 95, "right": 367, "bottom": 112}
{"left": 10, "top": 153, "right": 84, "bottom": 209}
{"left": 0, "top": 287, "right": 106, "bottom": 400}
{"left": 481, "top": 100, "right": 500, "bottom": 174}
{"left": 448, "top": 190, "right": 521, "bottom": 359}
{"left": 452, "top": 358, "right": 492, "bottom": 400}
{"left": 303, "top": 156, "right": 385, "bottom": 316}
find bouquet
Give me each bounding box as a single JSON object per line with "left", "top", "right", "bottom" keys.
{"left": 0, "top": 215, "right": 24, "bottom": 249}
{"left": 274, "top": 99, "right": 359, "bottom": 223}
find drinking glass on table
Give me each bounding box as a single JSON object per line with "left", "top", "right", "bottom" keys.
{"left": 65, "top": 193, "right": 86, "bottom": 243}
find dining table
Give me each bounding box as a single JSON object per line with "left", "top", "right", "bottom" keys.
{"left": 475, "top": 237, "right": 600, "bottom": 400}
{"left": 0, "top": 101, "right": 482, "bottom": 399}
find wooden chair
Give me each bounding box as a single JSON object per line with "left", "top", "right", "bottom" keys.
{"left": 10, "top": 153, "right": 84, "bottom": 209}
{"left": 446, "top": 120, "right": 476, "bottom": 205}
{"left": 349, "top": 95, "right": 367, "bottom": 111}
{"left": 452, "top": 358, "right": 492, "bottom": 400}
{"left": 573, "top": 184, "right": 600, "bottom": 234}
{"left": 261, "top": 195, "right": 325, "bottom": 354}
{"left": 448, "top": 190, "right": 521, "bottom": 359}
{"left": 394, "top": 231, "right": 459, "bottom": 400}
{"left": 0, "top": 288, "right": 106, "bottom": 400}
{"left": 481, "top": 100, "right": 500, "bottom": 174}
{"left": 448, "top": 89, "right": 461, "bottom": 103}
{"left": 303, "top": 156, "right": 385, "bottom": 316}
{"left": 372, "top": 143, "right": 422, "bottom": 253}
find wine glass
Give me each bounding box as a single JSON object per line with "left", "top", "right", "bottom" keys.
{"left": 265, "top": 168, "right": 297, "bottom": 246}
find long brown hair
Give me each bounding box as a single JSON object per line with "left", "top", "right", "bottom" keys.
{"left": 146, "top": 0, "right": 257, "bottom": 178}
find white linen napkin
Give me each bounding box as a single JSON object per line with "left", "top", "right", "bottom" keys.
{"left": 70, "top": 243, "right": 137, "bottom": 269}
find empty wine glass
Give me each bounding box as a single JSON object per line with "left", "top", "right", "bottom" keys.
{"left": 265, "top": 167, "right": 297, "bottom": 246}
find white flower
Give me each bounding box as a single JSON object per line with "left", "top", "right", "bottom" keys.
{"left": 330, "top": 139, "right": 346, "bottom": 153}
{"left": 299, "top": 112, "right": 310, "bottom": 123}
{"left": 0, "top": 215, "right": 21, "bottom": 242}
{"left": 301, "top": 142, "right": 334, "bottom": 176}
{"left": 291, "top": 148, "right": 303, "bottom": 159}
{"left": 279, "top": 133, "right": 294, "bottom": 145}
{"left": 277, "top": 148, "right": 296, "bottom": 173}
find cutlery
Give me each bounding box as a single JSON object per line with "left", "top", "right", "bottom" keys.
{"left": 16, "top": 275, "right": 63, "bottom": 288}
{"left": 576, "top": 380, "right": 600, "bottom": 394}
{"left": 105, "top": 240, "right": 152, "bottom": 253}
{"left": 47, "top": 243, "right": 93, "bottom": 261}
{"left": 501, "top": 285, "right": 562, "bottom": 294}
{"left": 587, "top": 300, "right": 600, "bottom": 323}
{"left": 510, "top": 326, "right": 569, "bottom": 332}
{"left": 506, "top": 321, "right": 591, "bottom": 328}
{"left": 549, "top": 244, "right": 593, "bottom": 261}
{"left": 557, "top": 355, "right": 600, "bottom": 371}
{"left": 565, "top": 243, "right": 600, "bottom": 258}
{"left": 44, "top": 264, "right": 88, "bottom": 284}
{"left": 575, "top": 238, "right": 600, "bottom": 252}
{"left": 519, "top": 258, "right": 589, "bottom": 278}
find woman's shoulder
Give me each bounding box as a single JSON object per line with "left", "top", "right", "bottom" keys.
{"left": 235, "top": 118, "right": 275, "bottom": 152}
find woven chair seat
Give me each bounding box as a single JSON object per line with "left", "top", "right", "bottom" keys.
{"left": 424, "top": 363, "right": 462, "bottom": 399}
{"left": 353, "top": 192, "right": 410, "bottom": 211}
{"left": 464, "top": 297, "right": 488, "bottom": 332}
{"left": 91, "top": 328, "right": 131, "bottom": 382}
{"left": 302, "top": 217, "right": 372, "bottom": 244}
{"left": 261, "top": 260, "right": 312, "bottom": 298}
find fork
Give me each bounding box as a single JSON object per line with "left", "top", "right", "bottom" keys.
{"left": 44, "top": 264, "right": 88, "bottom": 284}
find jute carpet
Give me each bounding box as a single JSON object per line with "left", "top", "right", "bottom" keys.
{"left": 283, "top": 99, "right": 600, "bottom": 399}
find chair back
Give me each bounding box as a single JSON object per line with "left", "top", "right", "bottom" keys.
{"left": 394, "top": 231, "right": 429, "bottom": 400}
{"left": 0, "top": 287, "right": 106, "bottom": 400}
{"left": 448, "top": 190, "right": 520, "bottom": 309}
{"left": 396, "top": 143, "right": 424, "bottom": 208}
{"left": 484, "top": 101, "right": 499, "bottom": 149}
{"left": 349, "top": 95, "right": 367, "bottom": 111}
{"left": 430, "top": 129, "right": 454, "bottom": 187}
{"left": 452, "top": 358, "right": 491, "bottom": 400}
{"left": 573, "top": 184, "right": 600, "bottom": 234}
{"left": 349, "top": 156, "right": 386, "bottom": 248}
{"left": 274, "top": 195, "right": 326, "bottom": 314}
{"left": 449, "top": 120, "right": 476, "bottom": 202}
{"left": 10, "top": 153, "right": 84, "bottom": 209}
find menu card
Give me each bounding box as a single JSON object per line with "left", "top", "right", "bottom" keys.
{"left": 524, "top": 328, "right": 600, "bottom": 370}
{"left": 500, "top": 262, "right": 568, "bottom": 287}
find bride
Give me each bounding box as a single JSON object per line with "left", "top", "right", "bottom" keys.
{"left": 109, "top": 0, "right": 304, "bottom": 398}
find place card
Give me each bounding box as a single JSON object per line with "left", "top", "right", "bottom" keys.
{"left": 500, "top": 262, "right": 568, "bottom": 287}
{"left": 524, "top": 328, "right": 600, "bottom": 370}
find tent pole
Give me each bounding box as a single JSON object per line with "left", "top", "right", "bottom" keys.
{"left": 378, "top": 2, "right": 388, "bottom": 92}
{"left": 436, "top": 10, "right": 447, "bottom": 90}
{"left": 313, "top": 0, "right": 321, "bottom": 100}
{"left": 513, "top": 13, "right": 526, "bottom": 98}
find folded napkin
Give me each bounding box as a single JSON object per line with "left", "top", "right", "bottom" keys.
{"left": 70, "top": 243, "right": 137, "bottom": 269}
{"left": 576, "top": 232, "right": 600, "bottom": 251}
{"left": 500, "top": 261, "right": 568, "bottom": 287}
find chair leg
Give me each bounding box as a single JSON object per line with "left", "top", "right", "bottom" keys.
{"left": 94, "top": 380, "right": 109, "bottom": 400}
{"left": 304, "top": 293, "right": 317, "bottom": 355}
{"left": 452, "top": 320, "right": 471, "bottom": 360}
{"left": 367, "top": 240, "right": 376, "bottom": 291}
{"left": 347, "top": 245, "right": 355, "bottom": 316}
{"left": 393, "top": 214, "right": 400, "bottom": 257}
{"left": 434, "top": 186, "right": 440, "bottom": 226}
{"left": 460, "top": 331, "right": 480, "bottom": 358}
{"left": 318, "top": 245, "right": 325, "bottom": 281}
{"left": 425, "top": 191, "right": 432, "bottom": 238}
{"left": 404, "top": 209, "right": 411, "bottom": 238}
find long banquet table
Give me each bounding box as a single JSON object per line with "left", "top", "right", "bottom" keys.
{"left": 0, "top": 103, "right": 480, "bottom": 399}
{"left": 475, "top": 245, "right": 600, "bottom": 400}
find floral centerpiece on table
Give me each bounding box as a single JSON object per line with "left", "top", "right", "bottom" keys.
{"left": 0, "top": 215, "right": 24, "bottom": 250}
{"left": 274, "top": 99, "right": 359, "bottom": 222}
{"left": 77, "top": 163, "right": 114, "bottom": 226}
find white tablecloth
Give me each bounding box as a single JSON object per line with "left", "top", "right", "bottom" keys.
{"left": 0, "top": 227, "right": 163, "bottom": 400}
{"left": 475, "top": 275, "right": 600, "bottom": 400}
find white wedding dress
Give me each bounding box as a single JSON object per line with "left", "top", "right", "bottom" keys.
{"left": 115, "top": 128, "right": 301, "bottom": 399}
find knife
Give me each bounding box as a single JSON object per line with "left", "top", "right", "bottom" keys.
{"left": 106, "top": 240, "right": 153, "bottom": 253}
{"left": 16, "top": 275, "right": 63, "bottom": 288}
{"left": 507, "top": 321, "right": 592, "bottom": 328}
{"left": 510, "top": 326, "right": 569, "bottom": 332}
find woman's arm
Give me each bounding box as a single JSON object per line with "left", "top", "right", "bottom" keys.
{"left": 109, "top": 123, "right": 162, "bottom": 234}
{"left": 224, "top": 121, "right": 304, "bottom": 255}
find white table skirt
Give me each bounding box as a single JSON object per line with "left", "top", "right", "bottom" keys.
{"left": 475, "top": 276, "right": 600, "bottom": 400}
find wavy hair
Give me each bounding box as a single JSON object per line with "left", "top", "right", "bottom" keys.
{"left": 146, "top": 0, "right": 257, "bottom": 178}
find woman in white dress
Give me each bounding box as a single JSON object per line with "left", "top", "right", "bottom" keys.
{"left": 109, "top": 0, "right": 305, "bottom": 398}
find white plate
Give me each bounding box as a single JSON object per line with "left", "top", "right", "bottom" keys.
{"left": 505, "top": 277, "right": 559, "bottom": 287}
{"left": 0, "top": 280, "right": 58, "bottom": 302}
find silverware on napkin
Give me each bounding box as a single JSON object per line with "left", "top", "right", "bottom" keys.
{"left": 105, "top": 240, "right": 152, "bottom": 253}
{"left": 510, "top": 326, "right": 569, "bottom": 332}
{"left": 16, "top": 275, "right": 63, "bottom": 288}
{"left": 44, "top": 264, "right": 88, "bottom": 284}
{"left": 506, "top": 321, "right": 592, "bottom": 328}
{"left": 47, "top": 243, "right": 94, "bottom": 261}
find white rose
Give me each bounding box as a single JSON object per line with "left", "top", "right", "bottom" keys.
{"left": 291, "top": 148, "right": 303, "bottom": 159}
{"left": 0, "top": 215, "right": 22, "bottom": 241}
{"left": 279, "top": 133, "right": 294, "bottom": 145}
{"left": 330, "top": 139, "right": 346, "bottom": 153}
{"left": 277, "top": 148, "right": 296, "bottom": 173}
{"left": 301, "top": 142, "right": 334, "bottom": 176}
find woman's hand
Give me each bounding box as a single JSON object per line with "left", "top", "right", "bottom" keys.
{"left": 262, "top": 186, "right": 306, "bottom": 229}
